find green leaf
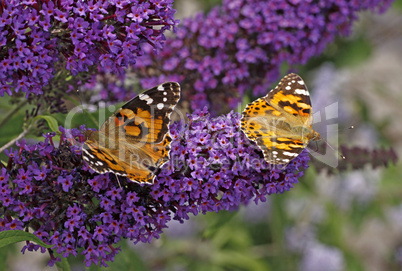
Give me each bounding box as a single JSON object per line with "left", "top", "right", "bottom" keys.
{"left": 106, "top": 241, "right": 147, "bottom": 271}
{"left": 55, "top": 255, "right": 71, "bottom": 271}
{"left": 333, "top": 36, "right": 372, "bottom": 67}
{"left": 0, "top": 230, "right": 53, "bottom": 249}
{"left": 34, "top": 115, "right": 59, "bottom": 133}
{"left": 203, "top": 211, "right": 238, "bottom": 239}
{"left": 393, "top": 0, "right": 402, "bottom": 10}
{"left": 239, "top": 94, "right": 251, "bottom": 114}
{"left": 213, "top": 250, "right": 270, "bottom": 271}
{"left": 279, "top": 61, "right": 290, "bottom": 76}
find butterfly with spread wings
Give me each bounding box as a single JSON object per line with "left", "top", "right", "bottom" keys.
{"left": 82, "top": 82, "right": 180, "bottom": 184}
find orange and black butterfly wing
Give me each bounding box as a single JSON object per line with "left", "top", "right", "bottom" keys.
{"left": 82, "top": 132, "right": 134, "bottom": 179}
{"left": 267, "top": 73, "right": 312, "bottom": 127}
{"left": 101, "top": 82, "right": 181, "bottom": 144}
{"left": 82, "top": 132, "right": 173, "bottom": 184}
{"left": 241, "top": 74, "right": 312, "bottom": 164}
{"left": 82, "top": 82, "right": 180, "bottom": 184}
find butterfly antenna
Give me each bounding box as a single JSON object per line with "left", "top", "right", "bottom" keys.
{"left": 332, "top": 125, "right": 354, "bottom": 159}
{"left": 324, "top": 139, "right": 346, "bottom": 160}
{"left": 318, "top": 124, "right": 353, "bottom": 160}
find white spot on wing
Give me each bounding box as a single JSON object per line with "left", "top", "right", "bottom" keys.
{"left": 139, "top": 94, "right": 154, "bottom": 104}
{"left": 139, "top": 94, "right": 149, "bottom": 100}
{"left": 283, "top": 151, "right": 298, "bottom": 157}
{"left": 298, "top": 80, "right": 304, "bottom": 85}
{"left": 82, "top": 149, "right": 95, "bottom": 159}
{"left": 285, "top": 86, "right": 291, "bottom": 90}
{"left": 163, "top": 97, "right": 167, "bottom": 102}
{"left": 157, "top": 103, "right": 164, "bottom": 110}
{"left": 157, "top": 84, "right": 165, "bottom": 91}
{"left": 294, "top": 88, "right": 309, "bottom": 96}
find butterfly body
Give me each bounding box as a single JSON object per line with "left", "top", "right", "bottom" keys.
{"left": 241, "top": 73, "right": 320, "bottom": 165}
{"left": 82, "top": 82, "right": 180, "bottom": 184}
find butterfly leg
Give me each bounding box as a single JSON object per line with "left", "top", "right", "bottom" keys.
{"left": 115, "top": 173, "right": 122, "bottom": 188}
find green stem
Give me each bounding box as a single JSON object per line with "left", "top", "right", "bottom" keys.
{"left": 0, "top": 99, "right": 29, "bottom": 130}
{"left": 0, "top": 128, "right": 29, "bottom": 154}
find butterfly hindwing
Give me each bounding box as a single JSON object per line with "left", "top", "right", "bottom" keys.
{"left": 240, "top": 97, "right": 280, "bottom": 141}
{"left": 82, "top": 139, "right": 131, "bottom": 178}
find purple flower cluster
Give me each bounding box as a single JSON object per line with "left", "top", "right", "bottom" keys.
{"left": 133, "top": 0, "right": 394, "bottom": 114}
{"left": 0, "top": 109, "right": 309, "bottom": 267}
{"left": 0, "top": 0, "right": 177, "bottom": 97}
{"left": 159, "top": 109, "right": 309, "bottom": 213}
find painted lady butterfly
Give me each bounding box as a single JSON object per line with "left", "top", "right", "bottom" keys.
{"left": 241, "top": 73, "right": 321, "bottom": 165}
{"left": 82, "top": 82, "right": 180, "bottom": 184}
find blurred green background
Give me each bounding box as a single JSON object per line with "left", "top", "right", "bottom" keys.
{"left": 1, "top": 0, "right": 402, "bottom": 270}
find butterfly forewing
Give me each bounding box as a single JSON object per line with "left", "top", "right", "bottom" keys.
{"left": 241, "top": 73, "right": 318, "bottom": 165}
{"left": 267, "top": 73, "right": 313, "bottom": 127}
{"left": 101, "top": 82, "right": 180, "bottom": 144}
